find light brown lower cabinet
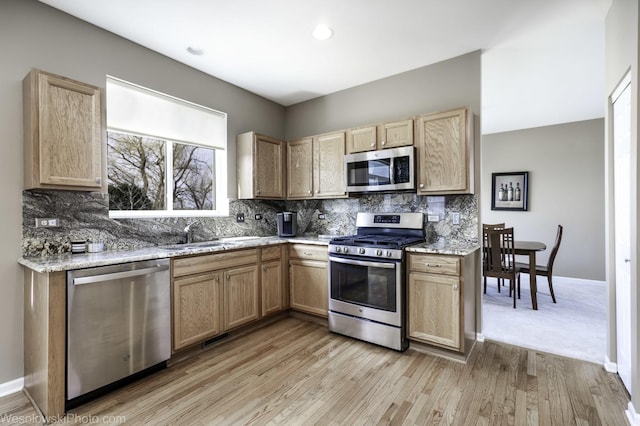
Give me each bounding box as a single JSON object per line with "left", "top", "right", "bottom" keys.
{"left": 288, "top": 244, "right": 328, "bottom": 317}
{"left": 173, "top": 271, "right": 223, "bottom": 350}
{"left": 172, "top": 248, "right": 260, "bottom": 351}
{"left": 408, "top": 251, "right": 478, "bottom": 353}
{"left": 223, "top": 264, "right": 259, "bottom": 330}
{"left": 409, "top": 271, "right": 461, "bottom": 350}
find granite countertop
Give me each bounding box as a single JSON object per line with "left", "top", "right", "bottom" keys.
{"left": 19, "top": 235, "right": 333, "bottom": 273}
{"left": 405, "top": 242, "right": 480, "bottom": 256}
{"left": 19, "top": 235, "right": 479, "bottom": 273}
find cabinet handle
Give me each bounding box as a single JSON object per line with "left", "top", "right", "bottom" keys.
{"left": 215, "top": 276, "right": 220, "bottom": 283}
{"left": 263, "top": 266, "right": 267, "bottom": 271}
{"left": 308, "top": 190, "right": 312, "bottom": 194}
{"left": 303, "top": 251, "right": 312, "bottom": 256}
{"left": 425, "top": 263, "right": 442, "bottom": 267}
{"left": 381, "top": 140, "right": 386, "bottom": 146}
{"left": 95, "top": 177, "right": 101, "bottom": 184}
{"left": 226, "top": 274, "right": 230, "bottom": 281}
{"left": 370, "top": 142, "right": 375, "bottom": 147}
{"left": 419, "top": 183, "right": 424, "bottom": 188}
{"left": 625, "top": 259, "right": 631, "bottom": 263}
{"left": 257, "top": 190, "right": 261, "bottom": 194}
{"left": 453, "top": 285, "right": 458, "bottom": 291}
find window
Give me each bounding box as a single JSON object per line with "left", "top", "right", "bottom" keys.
{"left": 106, "top": 77, "right": 227, "bottom": 217}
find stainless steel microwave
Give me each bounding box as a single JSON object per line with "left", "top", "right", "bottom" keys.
{"left": 345, "top": 146, "right": 415, "bottom": 193}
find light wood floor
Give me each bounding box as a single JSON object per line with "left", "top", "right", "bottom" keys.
{"left": 0, "top": 317, "right": 630, "bottom": 425}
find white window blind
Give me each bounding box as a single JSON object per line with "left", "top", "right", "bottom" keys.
{"left": 106, "top": 76, "right": 226, "bottom": 150}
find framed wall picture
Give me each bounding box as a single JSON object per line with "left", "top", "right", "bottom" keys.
{"left": 491, "top": 171, "right": 529, "bottom": 211}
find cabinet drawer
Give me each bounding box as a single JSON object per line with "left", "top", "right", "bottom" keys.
{"left": 408, "top": 254, "right": 460, "bottom": 276}
{"left": 173, "top": 248, "right": 258, "bottom": 277}
{"left": 288, "top": 244, "right": 328, "bottom": 261}
{"left": 261, "top": 246, "right": 282, "bottom": 261}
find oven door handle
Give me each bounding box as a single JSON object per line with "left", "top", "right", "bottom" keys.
{"left": 330, "top": 256, "right": 396, "bottom": 269}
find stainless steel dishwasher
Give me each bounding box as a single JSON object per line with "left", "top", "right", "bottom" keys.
{"left": 66, "top": 259, "right": 170, "bottom": 403}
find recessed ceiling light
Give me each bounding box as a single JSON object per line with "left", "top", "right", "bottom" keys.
{"left": 312, "top": 25, "right": 333, "bottom": 41}
{"left": 187, "top": 46, "right": 204, "bottom": 56}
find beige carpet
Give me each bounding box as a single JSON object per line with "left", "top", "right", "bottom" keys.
{"left": 481, "top": 274, "right": 606, "bottom": 364}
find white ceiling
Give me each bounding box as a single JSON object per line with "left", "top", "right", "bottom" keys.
{"left": 39, "top": 0, "right": 611, "bottom": 134}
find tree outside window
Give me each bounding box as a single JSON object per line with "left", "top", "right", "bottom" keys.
{"left": 108, "top": 131, "right": 215, "bottom": 212}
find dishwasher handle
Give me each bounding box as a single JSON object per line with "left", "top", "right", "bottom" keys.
{"left": 73, "top": 264, "right": 169, "bottom": 286}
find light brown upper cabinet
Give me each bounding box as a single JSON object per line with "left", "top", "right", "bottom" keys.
{"left": 23, "top": 69, "right": 105, "bottom": 191}
{"left": 287, "top": 132, "right": 346, "bottom": 199}
{"left": 287, "top": 137, "right": 314, "bottom": 198}
{"left": 416, "top": 107, "right": 473, "bottom": 194}
{"left": 237, "top": 131, "right": 285, "bottom": 199}
{"left": 346, "top": 118, "right": 413, "bottom": 154}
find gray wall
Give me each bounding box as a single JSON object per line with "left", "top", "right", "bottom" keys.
{"left": 0, "top": 0, "right": 285, "bottom": 384}
{"left": 482, "top": 119, "right": 605, "bottom": 281}
{"left": 285, "top": 51, "right": 481, "bottom": 140}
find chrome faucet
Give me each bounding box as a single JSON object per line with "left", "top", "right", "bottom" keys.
{"left": 183, "top": 220, "right": 199, "bottom": 244}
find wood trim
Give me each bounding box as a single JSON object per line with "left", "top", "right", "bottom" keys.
{"left": 23, "top": 269, "right": 65, "bottom": 419}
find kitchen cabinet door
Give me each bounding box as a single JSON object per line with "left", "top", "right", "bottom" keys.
{"left": 346, "top": 125, "right": 377, "bottom": 153}
{"left": 23, "top": 69, "right": 104, "bottom": 191}
{"left": 416, "top": 107, "right": 473, "bottom": 194}
{"left": 173, "top": 272, "right": 222, "bottom": 351}
{"left": 408, "top": 271, "right": 461, "bottom": 350}
{"left": 287, "top": 138, "right": 314, "bottom": 198}
{"left": 224, "top": 264, "right": 260, "bottom": 330}
{"left": 289, "top": 259, "right": 328, "bottom": 318}
{"left": 313, "top": 132, "right": 346, "bottom": 198}
{"left": 237, "top": 132, "right": 285, "bottom": 199}
{"left": 261, "top": 259, "right": 284, "bottom": 316}
{"left": 380, "top": 118, "right": 413, "bottom": 149}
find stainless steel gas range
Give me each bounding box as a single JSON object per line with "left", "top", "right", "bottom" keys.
{"left": 328, "top": 212, "right": 425, "bottom": 351}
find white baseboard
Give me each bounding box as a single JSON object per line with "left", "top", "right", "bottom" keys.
{"left": 554, "top": 275, "right": 606, "bottom": 287}
{"left": 604, "top": 355, "right": 618, "bottom": 373}
{"left": 515, "top": 273, "right": 606, "bottom": 287}
{"left": 0, "top": 377, "right": 24, "bottom": 398}
{"left": 626, "top": 402, "right": 640, "bottom": 426}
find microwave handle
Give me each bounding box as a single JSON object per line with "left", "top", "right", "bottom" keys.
{"left": 389, "top": 157, "right": 395, "bottom": 184}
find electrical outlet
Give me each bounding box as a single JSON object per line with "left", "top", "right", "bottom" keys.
{"left": 254, "top": 214, "right": 262, "bottom": 220}
{"left": 236, "top": 213, "right": 245, "bottom": 223}
{"left": 427, "top": 215, "right": 440, "bottom": 222}
{"left": 451, "top": 212, "right": 461, "bottom": 225}
{"left": 318, "top": 214, "right": 326, "bottom": 220}
{"left": 35, "top": 218, "right": 59, "bottom": 227}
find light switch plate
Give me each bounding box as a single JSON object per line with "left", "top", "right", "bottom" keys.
{"left": 35, "top": 218, "right": 59, "bottom": 227}
{"left": 236, "top": 213, "right": 245, "bottom": 223}
{"left": 451, "top": 212, "right": 461, "bottom": 225}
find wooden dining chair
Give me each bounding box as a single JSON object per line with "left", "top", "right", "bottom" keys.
{"left": 516, "top": 225, "right": 563, "bottom": 303}
{"left": 483, "top": 227, "right": 520, "bottom": 308}
{"left": 482, "top": 223, "right": 505, "bottom": 293}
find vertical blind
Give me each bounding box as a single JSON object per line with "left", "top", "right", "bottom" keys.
{"left": 106, "top": 76, "right": 226, "bottom": 149}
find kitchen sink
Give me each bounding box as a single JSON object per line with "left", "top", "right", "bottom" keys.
{"left": 159, "top": 241, "right": 225, "bottom": 251}
{"left": 217, "top": 236, "right": 261, "bottom": 242}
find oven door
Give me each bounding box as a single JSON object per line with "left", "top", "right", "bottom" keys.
{"left": 328, "top": 255, "right": 403, "bottom": 326}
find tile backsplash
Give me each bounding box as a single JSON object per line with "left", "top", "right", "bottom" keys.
{"left": 22, "top": 190, "right": 478, "bottom": 256}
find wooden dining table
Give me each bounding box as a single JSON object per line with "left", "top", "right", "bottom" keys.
{"left": 514, "top": 240, "right": 547, "bottom": 310}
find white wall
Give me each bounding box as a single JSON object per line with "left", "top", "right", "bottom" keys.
{"left": 482, "top": 119, "right": 605, "bottom": 281}
{"left": 605, "top": 0, "right": 640, "bottom": 418}
{"left": 0, "top": 0, "right": 285, "bottom": 384}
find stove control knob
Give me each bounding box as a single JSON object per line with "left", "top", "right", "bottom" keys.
{"left": 386, "top": 250, "right": 393, "bottom": 257}
{"left": 376, "top": 249, "right": 383, "bottom": 256}
{"left": 358, "top": 248, "right": 366, "bottom": 254}
{"left": 335, "top": 246, "right": 341, "bottom": 253}
{"left": 343, "top": 247, "right": 349, "bottom": 254}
